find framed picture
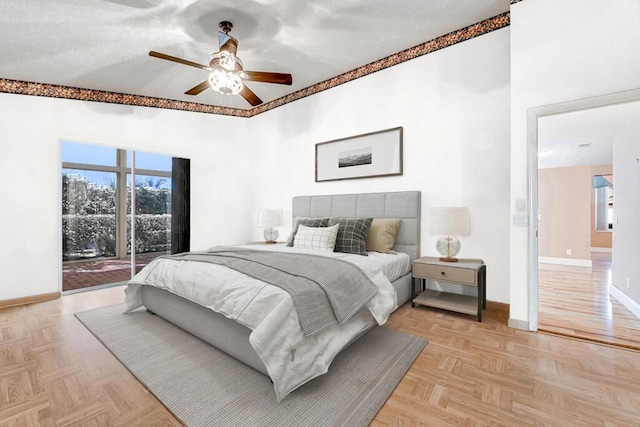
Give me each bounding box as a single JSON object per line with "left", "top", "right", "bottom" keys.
{"left": 315, "top": 127, "right": 403, "bottom": 182}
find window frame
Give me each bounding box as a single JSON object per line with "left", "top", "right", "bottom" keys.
{"left": 62, "top": 147, "right": 171, "bottom": 260}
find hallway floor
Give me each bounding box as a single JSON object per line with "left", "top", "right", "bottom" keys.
{"left": 538, "top": 252, "right": 640, "bottom": 349}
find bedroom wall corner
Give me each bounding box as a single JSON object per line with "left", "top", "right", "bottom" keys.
{"left": 247, "top": 27, "right": 512, "bottom": 304}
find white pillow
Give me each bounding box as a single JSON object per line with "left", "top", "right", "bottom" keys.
{"left": 294, "top": 224, "right": 339, "bottom": 251}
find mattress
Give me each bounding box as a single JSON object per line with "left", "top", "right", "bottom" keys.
{"left": 125, "top": 245, "right": 402, "bottom": 401}
{"left": 366, "top": 251, "right": 411, "bottom": 282}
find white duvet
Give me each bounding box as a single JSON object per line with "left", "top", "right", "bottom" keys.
{"left": 124, "top": 245, "right": 398, "bottom": 401}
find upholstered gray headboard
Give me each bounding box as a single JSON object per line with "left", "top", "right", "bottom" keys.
{"left": 292, "top": 191, "right": 421, "bottom": 262}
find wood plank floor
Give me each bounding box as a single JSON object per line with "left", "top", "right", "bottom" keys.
{"left": 2, "top": 287, "right": 640, "bottom": 426}
{"left": 538, "top": 252, "right": 640, "bottom": 349}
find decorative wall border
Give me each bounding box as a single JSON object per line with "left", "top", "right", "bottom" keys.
{"left": 0, "top": 12, "right": 510, "bottom": 119}
{"left": 251, "top": 12, "right": 510, "bottom": 116}
{"left": 0, "top": 79, "right": 251, "bottom": 118}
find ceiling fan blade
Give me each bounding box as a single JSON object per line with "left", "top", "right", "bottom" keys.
{"left": 185, "top": 80, "right": 210, "bottom": 96}
{"left": 239, "top": 84, "right": 262, "bottom": 106}
{"left": 242, "top": 71, "right": 293, "bottom": 86}
{"left": 149, "top": 51, "right": 211, "bottom": 71}
{"left": 218, "top": 32, "right": 238, "bottom": 56}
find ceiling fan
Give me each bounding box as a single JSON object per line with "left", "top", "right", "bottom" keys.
{"left": 149, "top": 21, "right": 293, "bottom": 107}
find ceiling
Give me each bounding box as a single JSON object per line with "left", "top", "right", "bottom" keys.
{"left": 538, "top": 99, "right": 640, "bottom": 169}
{"left": 0, "top": 0, "right": 509, "bottom": 111}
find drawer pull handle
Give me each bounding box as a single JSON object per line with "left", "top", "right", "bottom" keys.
{"left": 441, "top": 271, "right": 445, "bottom": 275}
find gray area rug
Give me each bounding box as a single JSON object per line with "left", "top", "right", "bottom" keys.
{"left": 75, "top": 305, "right": 427, "bottom": 427}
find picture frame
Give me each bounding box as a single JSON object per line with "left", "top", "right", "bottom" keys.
{"left": 315, "top": 127, "right": 403, "bottom": 182}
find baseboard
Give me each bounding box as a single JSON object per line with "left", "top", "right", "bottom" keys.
{"left": 609, "top": 285, "right": 640, "bottom": 320}
{"left": 0, "top": 292, "right": 60, "bottom": 310}
{"left": 486, "top": 301, "right": 509, "bottom": 312}
{"left": 591, "top": 247, "right": 612, "bottom": 253}
{"left": 484, "top": 301, "right": 510, "bottom": 324}
{"left": 508, "top": 317, "right": 529, "bottom": 330}
{"left": 538, "top": 257, "right": 592, "bottom": 267}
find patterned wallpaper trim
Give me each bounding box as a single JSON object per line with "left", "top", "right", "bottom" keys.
{"left": 0, "top": 79, "right": 251, "bottom": 118}
{"left": 250, "top": 12, "right": 510, "bottom": 116}
{"left": 0, "top": 12, "right": 510, "bottom": 118}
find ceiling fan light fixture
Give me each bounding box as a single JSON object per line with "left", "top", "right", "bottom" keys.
{"left": 209, "top": 51, "right": 243, "bottom": 71}
{"left": 218, "top": 51, "right": 236, "bottom": 71}
{"left": 149, "top": 20, "right": 290, "bottom": 106}
{"left": 208, "top": 69, "right": 243, "bottom": 95}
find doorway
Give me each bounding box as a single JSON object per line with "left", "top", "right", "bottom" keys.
{"left": 528, "top": 90, "right": 640, "bottom": 348}
{"left": 61, "top": 141, "right": 179, "bottom": 292}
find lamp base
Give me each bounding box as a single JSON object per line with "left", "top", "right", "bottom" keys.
{"left": 264, "top": 240, "right": 277, "bottom": 244}
{"left": 435, "top": 236, "right": 461, "bottom": 261}
{"left": 263, "top": 227, "right": 279, "bottom": 243}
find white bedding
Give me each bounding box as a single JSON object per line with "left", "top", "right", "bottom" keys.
{"left": 367, "top": 251, "right": 411, "bottom": 282}
{"left": 124, "top": 245, "right": 401, "bottom": 401}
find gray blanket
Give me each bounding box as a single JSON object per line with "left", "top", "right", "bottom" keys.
{"left": 162, "top": 248, "right": 379, "bottom": 336}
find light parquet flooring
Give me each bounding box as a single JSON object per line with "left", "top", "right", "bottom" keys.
{"left": 0, "top": 287, "right": 179, "bottom": 426}
{"left": 2, "top": 287, "right": 640, "bottom": 426}
{"left": 538, "top": 252, "right": 640, "bottom": 349}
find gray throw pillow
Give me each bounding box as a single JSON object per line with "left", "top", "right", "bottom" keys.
{"left": 286, "top": 217, "right": 331, "bottom": 247}
{"left": 329, "top": 217, "right": 373, "bottom": 256}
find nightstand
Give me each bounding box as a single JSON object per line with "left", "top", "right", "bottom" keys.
{"left": 411, "top": 257, "right": 486, "bottom": 322}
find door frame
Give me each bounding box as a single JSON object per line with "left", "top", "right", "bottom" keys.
{"left": 527, "top": 87, "right": 640, "bottom": 329}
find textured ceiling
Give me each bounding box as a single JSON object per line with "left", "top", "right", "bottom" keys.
{"left": 0, "top": 0, "right": 509, "bottom": 111}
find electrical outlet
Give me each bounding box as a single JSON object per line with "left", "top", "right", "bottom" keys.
{"left": 513, "top": 213, "right": 528, "bottom": 227}
{"left": 627, "top": 278, "right": 630, "bottom": 289}
{"left": 566, "top": 249, "right": 572, "bottom": 255}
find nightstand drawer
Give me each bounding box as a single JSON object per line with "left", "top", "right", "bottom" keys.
{"left": 413, "top": 263, "right": 477, "bottom": 285}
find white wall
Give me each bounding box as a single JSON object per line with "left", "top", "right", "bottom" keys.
{"left": 249, "top": 28, "right": 512, "bottom": 303}
{"left": 0, "top": 94, "right": 251, "bottom": 300}
{"left": 1, "top": 25, "right": 511, "bottom": 305}
{"left": 612, "top": 125, "right": 640, "bottom": 304}
{"left": 510, "top": 0, "right": 640, "bottom": 326}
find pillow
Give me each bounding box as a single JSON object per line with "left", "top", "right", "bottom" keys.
{"left": 329, "top": 217, "right": 373, "bottom": 256}
{"left": 366, "top": 218, "right": 402, "bottom": 253}
{"left": 286, "top": 217, "right": 330, "bottom": 247}
{"left": 293, "top": 224, "right": 339, "bottom": 251}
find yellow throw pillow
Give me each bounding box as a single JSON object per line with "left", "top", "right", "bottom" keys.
{"left": 366, "top": 219, "right": 401, "bottom": 253}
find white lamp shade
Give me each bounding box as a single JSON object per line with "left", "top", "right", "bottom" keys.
{"left": 429, "top": 207, "right": 470, "bottom": 236}
{"left": 259, "top": 209, "right": 284, "bottom": 227}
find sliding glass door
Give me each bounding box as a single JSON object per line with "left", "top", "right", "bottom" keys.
{"left": 128, "top": 151, "right": 173, "bottom": 274}
{"left": 61, "top": 141, "right": 180, "bottom": 292}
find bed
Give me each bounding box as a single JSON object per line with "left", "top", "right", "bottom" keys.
{"left": 124, "top": 191, "right": 421, "bottom": 401}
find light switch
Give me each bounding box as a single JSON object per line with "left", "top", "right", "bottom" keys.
{"left": 515, "top": 199, "right": 527, "bottom": 213}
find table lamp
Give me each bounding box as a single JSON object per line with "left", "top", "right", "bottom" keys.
{"left": 429, "top": 207, "right": 470, "bottom": 262}
{"left": 259, "top": 209, "right": 284, "bottom": 243}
